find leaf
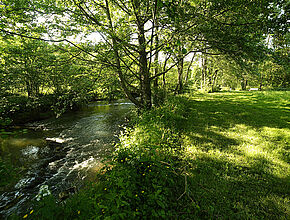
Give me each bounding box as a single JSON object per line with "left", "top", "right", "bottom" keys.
{"left": 157, "top": 0, "right": 163, "bottom": 9}
{"left": 182, "top": 48, "right": 187, "bottom": 54}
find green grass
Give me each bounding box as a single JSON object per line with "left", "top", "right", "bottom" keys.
{"left": 177, "top": 91, "right": 290, "bottom": 219}
{"left": 20, "top": 91, "right": 289, "bottom": 219}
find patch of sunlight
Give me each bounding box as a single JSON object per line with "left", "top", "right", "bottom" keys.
{"left": 261, "top": 126, "right": 290, "bottom": 143}
{"left": 230, "top": 124, "right": 249, "bottom": 131}
{"left": 185, "top": 144, "right": 233, "bottom": 162}
{"left": 223, "top": 124, "right": 250, "bottom": 142}
{"left": 209, "top": 125, "right": 221, "bottom": 131}
{"left": 189, "top": 133, "right": 204, "bottom": 139}
{"left": 240, "top": 143, "right": 290, "bottom": 178}
{"left": 186, "top": 143, "right": 289, "bottom": 179}
{"left": 243, "top": 144, "right": 264, "bottom": 157}
{"left": 225, "top": 124, "right": 286, "bottom": 151}
{"left": 242, "top": 130, "right": 263, "bottom": 144}
{"left": 270, "top": 161, "right": 290, "bottom": 178}
{"left": 184, "top": 145, "right": 201, "bottom": 159}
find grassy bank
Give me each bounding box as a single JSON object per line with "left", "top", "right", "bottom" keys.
{"left": 20, "top": 91, "right": 289, "bottom": 219}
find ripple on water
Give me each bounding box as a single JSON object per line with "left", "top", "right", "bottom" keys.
{"left": 21, "top": 145, "right": 39, "bottom": 156}
{"left": 0, "top": 100, "right": 134, "bottom": 218}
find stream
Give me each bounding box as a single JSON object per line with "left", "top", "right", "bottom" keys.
{"left": 0, "top": 100, "right": 133, "bottom": 219}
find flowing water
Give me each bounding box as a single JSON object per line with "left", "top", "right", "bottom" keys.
{"left": 0, "top": 100, "right": 133, "bottom": 218}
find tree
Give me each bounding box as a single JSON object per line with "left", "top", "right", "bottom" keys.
{"left": 1, "top": 0, "right": 287, "bottom": 109}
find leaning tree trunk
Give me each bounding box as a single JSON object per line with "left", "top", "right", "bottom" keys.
{"left": 104, "top": 0, "right": 141, "bottom": 108}
{"left": 184, "top": 53, "right": 195, "bottom": 87}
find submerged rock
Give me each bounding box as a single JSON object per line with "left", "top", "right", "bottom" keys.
{"left": 45, "top": 138, "right": 65, "bottom": 152}
{"left": 58, "top": 186, "right": 77, "bottom": 201}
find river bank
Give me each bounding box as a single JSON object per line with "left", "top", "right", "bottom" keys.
{"left": 20, "top": 91, "right": 289, "bottom": 219}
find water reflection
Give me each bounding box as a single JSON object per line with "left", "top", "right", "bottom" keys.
{"left": 0, "top": 100, "right": 133, "bottom": 218}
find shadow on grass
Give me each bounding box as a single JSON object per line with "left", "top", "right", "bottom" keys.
{"left": 162, "top": 92, "right": 289, "bottom": 156}
{"left": 186, "top": 154, "right": 290, "bottom": 219}
{"left": 152, "top": 92, "right": 289, "bottom": 218}
{"left": 185, "top": 92, "right": 289, "bottom": 130}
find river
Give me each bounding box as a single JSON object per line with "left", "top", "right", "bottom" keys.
{"left": 0, "top": 100, "right": 133, "bottom": 218}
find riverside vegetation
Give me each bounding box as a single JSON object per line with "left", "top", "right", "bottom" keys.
{"left": 1, "top": 0, "right": 289, "bottom": 218}
{"left": 13, "top": 91, "right": 289, "bottom": 219}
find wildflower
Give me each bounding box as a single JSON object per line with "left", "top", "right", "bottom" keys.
{"left": 23, "top": 214, "right": 28, "bottom": 219}
{"left": 166, "top": 166, "right": 169, "bottom": 169}
{"left": 149, "top": 170, "right": 151, "bottom": 172}
{"left": 121, "top": 160, "right": 123, "bottom": 162}
{"left": 136, "top": 209, "right": 138, "bottom": 211}
{"left": 78, "top": 210, "right": 80, "bottom": 214}
{"left": 142, "top": 173, "right": 145, "bottom": 176}
{"left": 141, "top": 191, "right": 144, "bottom": 194}
{"left": 30, "top": 210, "right": 34, "bottom": 214}
{"left": 104, "top": 188, "right": 107, "bottom": 191}
{"left": 135, "top": 194, "right": 138, "bottom": 197}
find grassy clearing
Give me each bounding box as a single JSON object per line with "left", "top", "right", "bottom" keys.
{"left": 178, "top": 91, "right": 290, "bottom": 219}
{"left": 22, "top": 91, "right": 289, "bottom": 219}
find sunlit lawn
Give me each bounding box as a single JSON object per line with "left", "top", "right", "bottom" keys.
{"left": 178, "top": 91, "right": 290, "bottom": 218}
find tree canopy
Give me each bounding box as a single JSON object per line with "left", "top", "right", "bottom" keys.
{"left": 0, "top": 0, "right": 289, "bottom": 109}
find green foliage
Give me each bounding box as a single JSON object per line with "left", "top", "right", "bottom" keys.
{"left": 19, "top": 91, "right": 289, "bottom": 219}
{"left": 0, "top": 0, "right": 289, "bottom": 215}
{"left": 51, "top": 91, "right": 89, "bottom": 118}
{"left": 0, "top": 37, "right": 122, "bottom": 124}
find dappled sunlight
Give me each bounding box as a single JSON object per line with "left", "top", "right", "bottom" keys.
{"left": 2, "top": 91, "right": 288, "bottom": 218}
{"left": 211, "top": 123, "right": 290, "bottom": 179}
{"left": 242, "top": 144, "right": 264, "bottom": 157}
{"left": 175, "top": 92, "right": 289, "bottom": 218}
{"left": 261, "top": 126, "right": 290, "bottom": 143}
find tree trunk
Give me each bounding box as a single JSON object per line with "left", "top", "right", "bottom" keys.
{"left": 152, "top": 34, "right": 160, "bottom": 105}
{"left": 176, "top": 54, "right": 184, "bottom": 94}
{"left": 259, "top": 74, "right": 263, "bottom": 91}
{"left": 137, "top": 21, "right": 152, "bottom": 109}
{"left": 211, "top": 70, "right": 219, "bottom": 92}
{"left": 201, "top": 53, "right": 207, "bottom": 90}
{"left": 153, "top": 30, "right": 159, "bottom": 89}
{"left": 26, "top": 80, "right": 32, "bottom": 97}
{"left": 184, "top": 53, "right": 195, "bottom": 87}
{"left": 241, "top": 78, "right": 248, "bottom": 90}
